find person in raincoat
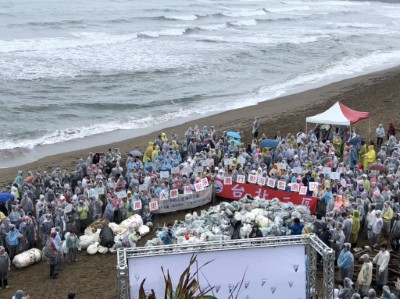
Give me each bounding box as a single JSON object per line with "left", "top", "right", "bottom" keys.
{"left": 333, "top": 135, "right": 342, "bottom": 156}
{"left": 358, "top": 142, "right": 367, "bottom": 168}
{"left": 373, "top": 243, "right": 390, "bottom": 288}
{"left": 350, "top": 210, "right": 360, "bottom": 247}
{"left": 143, "top": 141, "right": 154, "bottom": 163}
{"left": 65, "top": 230, "right": 80, "bottom": 262}
{"left": 367, "top": 289, "right": 377, "bottom": 299}
{"left": 363, "top": 144, "right": 376, "bottom": 171}
{"left": 0, "top": 246, "right": 10, "bottom": 289}
{"left": 338, "top": 243, "right": 354, "bottom": 282}
{"left": 356, "top": 254, "right": 373, "bottom": 297}
{"left": 13, "top": 170, "right": 24, "bottom": 188}
{"left": 349, "top": 145, "right": 358, "bottom": 170}
{"left": 338, "top": 277, "right": 355, "bottom": 299}
{"left": 390, "top": 213, "right": 400, "bottom": 251}
{"left": 151, "top": 145, "right": 160, "bottom": 162}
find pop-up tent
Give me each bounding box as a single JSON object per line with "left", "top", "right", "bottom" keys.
{"left": 306, "top": 101, "right": 370, "bottom": 126}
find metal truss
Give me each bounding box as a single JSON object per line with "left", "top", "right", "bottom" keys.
{"left": 117, "top": 234, "right": 335, "bottom": 299}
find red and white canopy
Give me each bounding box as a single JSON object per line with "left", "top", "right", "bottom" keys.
{"left": 306, "top": 101, "right": 370, "bottom": 126}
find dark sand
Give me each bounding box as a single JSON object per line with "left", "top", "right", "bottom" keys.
{"left": 1, "top": 66, "right": 400, "bottom": 298}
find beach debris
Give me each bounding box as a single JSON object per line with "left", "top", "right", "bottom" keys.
{"left": 145, "top": 195, "right": 313, "bottom": 247}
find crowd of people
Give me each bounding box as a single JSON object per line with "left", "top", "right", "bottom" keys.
{"left": 0, "top": 120, "right": 399, "bottom": 298}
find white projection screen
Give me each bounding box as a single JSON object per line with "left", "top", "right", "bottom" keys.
{"left": 128, "top": 245, "right": 306, "bottom": 299}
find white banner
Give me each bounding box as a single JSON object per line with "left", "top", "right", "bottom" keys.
{"left": 154, "top": 187, "right": 212, "bottom": 214}
{"left": 128, "top": 245, "right": 306, "bottom": 299}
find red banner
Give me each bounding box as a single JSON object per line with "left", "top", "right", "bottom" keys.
{"left": 214, "top": 179, "right": 317, "bottom": 214}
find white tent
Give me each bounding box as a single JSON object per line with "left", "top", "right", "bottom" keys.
{"left": 306, "top": 101, "right": 370, "bottom": 126}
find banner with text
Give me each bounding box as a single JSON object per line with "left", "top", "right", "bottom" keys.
{"left": 153, "top": 187, "right": 212, "bottom": 214}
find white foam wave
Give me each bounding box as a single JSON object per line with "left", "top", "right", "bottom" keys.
{"left": 0, "top": 32, "right": 137, "bottom": 53}
{"left": 197, "top": 23, "right": 227, "bottom": 31}
{"left": 265, "top": 6, "right": 311, "bottom": 13}
{"left": 326, "top": 22, "right": 385, "bottom": 29}
{"left": 0, "top": 108, "right": 199, "bottom": 150}
{"left": 228, "top": 19, "right": 257, "bottom": 27}
{"left": 164, "top": 15, "right": 198, "bottom": 21}
{"left": 223, "top": 9, "right": 266, "bottom": 17}
{"left": 139, "top": 28, "right": 186, "bottom": 38}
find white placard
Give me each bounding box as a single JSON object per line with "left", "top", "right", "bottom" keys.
{"left": 201, "top": 160, "right": 210, "bottom": 167}
{"left": 149, "top": 201, "right": 159, "bottom": 211}
{"left": 95, "top": 187, "right": 105, "bottom": 195}
{"left": 299, "top": 186, "right": 308, "bottom": 196}
{"left": 257, "top": 177, "right": 266, "bottom": 186}
{"left": 116, "top": 190, "right": 127, "bottom": 199}
{"left": 290, "top": 183, "right": 300, "bottom": 192}
{"left": 236, "top": 175, "right": 246, "bottom": 184}
{"left": 194, "top": 182, "right": 204, "bottom": 192}
{"left": 309, "top": 182, "right": 318, "bottom": 191}
{"left": 139, "top": 184, "right": 147, "bottom": 191}
{"left": 171, "top": 167, "right": 180, "bottom": 174}
{"left": 160, "top": 171, "right": 170, "bottom": 179}
{"left": 201, "top": 178, "right": 209, "bottom": 187}
{"left": 183, "top": 186, "right": 193, "bottom": 195}
{"left": 278, "top": 163, "right": 287, "bottom": 170}
{"left": 292, "top": 167, "right": 303, "bottom": 174}
{"left": 267, "top": 178, "right": 276, "bottom": 188}
{"left": 277, "top": 180, "right": 286, "bottom": 190}
{"left": 248, "top": 174, "right": 257, "bottom": 184}
{"left": 133, "top": 200, "right": 142, "bottom": 211}
{"left": 169, "top": 189, "right": 179, "bottom": 199}
{"left": 330, "top": 172, "right": 340, "bottom": 180}
{"left": 224, "top": 177, "right": 233, "bottom": 185}
{"left": 224, "top": 158, "right": 233, "bottom": 166}
{"left": 159, "top": 190, "right": 169, "bottom": 201}
{"left": 237, "top": 156, "right": 246, "bottom": 165}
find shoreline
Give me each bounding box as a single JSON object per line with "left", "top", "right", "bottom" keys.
{"left": 1, "top": 64, "right": 399, "bottom": 186}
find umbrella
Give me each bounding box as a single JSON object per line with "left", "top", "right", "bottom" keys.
{"left": 348, "top": 136, "right": 363, "bottom": 146}
{"left": 226, "top": 131, "right": 241, "bottom": 139}
{"left": 260, "top": 139, "right": 279, "bottom": 148}
{"left": 229, "top": 140, "right": 242, "bottom": 146}
{"left": 129, "top": 150, "right": 143, "bottom": 157}
{"left": 0, "top": 193, "right": 13, "bottom": 203}
{"left": 368, "top": 163, "right": 387, "bottom": 172}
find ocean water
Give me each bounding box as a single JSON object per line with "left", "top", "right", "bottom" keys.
{"left": 1, "top": 0, "right": 400, "bottom": 167}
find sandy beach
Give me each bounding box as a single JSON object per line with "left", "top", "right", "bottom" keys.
{"left": 1, "top": 65, "right": 399, "bottom": 187}
{"left": 1, "top": 66, "right": 400, "bottom": 298}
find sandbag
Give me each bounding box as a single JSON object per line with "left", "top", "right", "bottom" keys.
{"left": 99, "top": 226, "right": 115, "bottom": 248}
{"left": 13, "top": 248, "right": 42, "bottom": 268}
{"left": 120, "top": 214, "right": 143, "bottom": 230}
{"left": 97, "top": 245, "right": 108, "bottom": 254}
{"left": 87, "top": 242, "right": 99, "bottom": 255}
{"left": 138, "top": 225, "right": 150, "bottom": 236}
{"left": 79, "top": 235, "right": 95, "bottom": 249}
{"left": 85, "top": 218, "right": 110, "bottom": 235}
{"left": 108, "top": 222, "right": 127, "bottom": 235}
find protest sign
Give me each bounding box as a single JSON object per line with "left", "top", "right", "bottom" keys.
{"left": 171, "top": 167, "right": 179, "bottom": 174}
{"left": 290, "top": 183, "right": 300, "bottom": 192}
{"left": 184, "top": 186, "right": 193, "bottom": 195}
{"left": 237, "top": 156, "right": 246, "bottom": 165}
{"left": 194, "top": 166, "right": 203, "bottom": 173}
{"left": 257, "top": 177, "right": 266, "bottom": 186}
{"left": 278, "top": 163, "right": 287, "bottom": 170}
{"left": 299, "top": 186, "right": 308, "bottom": 196}
{"left": 309, "top": 182, "right": 318, "bottom": 191}
{"left": 201, "top": 177, "right": 209, "bottom": 187}
{"left": 267, "top": 178, "right": 276, "bottom": 188}
{"left": 170, "top": 189, "right": 179, "bottom": 199}
{"left": 194, "top": 182, "right": 204, "bottom": 192}
{"left": 277, "top": 180, "right": 286, "bottom": 190}
{"left": 224, "top": 177, "right": 233, "bottom": 185}
{"left": 160, "top": 171, "right": 170, "bottom": 179}
{"left": 236, "top": 175, "right": 246, "bottom": 184}
{"left": 133, "top": 200, "right": 142, "bottom": 211}
{"left": 248, "top": 174, "right": 257, "bottom": 184}
{"left": 159, "top": 191, "right": 169, "bottom": 201}
{"left": 116, "top": 190, "right": 127, "bottom": 199}
{"left": 95, "top": 188, "right": 104, "bottom": 195}
{"left": 149, "top": 201, "right": 159, "bottom": 211}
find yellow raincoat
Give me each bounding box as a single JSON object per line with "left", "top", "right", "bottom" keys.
{"left": 358, "top": 144, "right": 367, "bottom": 166}
{"left": 363, "top": 145, "right": 376, "bottom": 170}
{"left": 143, "top": 142, "right": 154, "bottom": 163}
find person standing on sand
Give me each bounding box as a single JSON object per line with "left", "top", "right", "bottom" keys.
{"left": 387, "top": 123, "right": 396, "bottom": 139}
{"left": 252, "top": 117, "right": 260, "bottom": 138}
{"left": 376, "top": 124, "right": 385, "bottom": 148}
{"left": 0, "top": 246, "right": 10, "bottom": 289}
